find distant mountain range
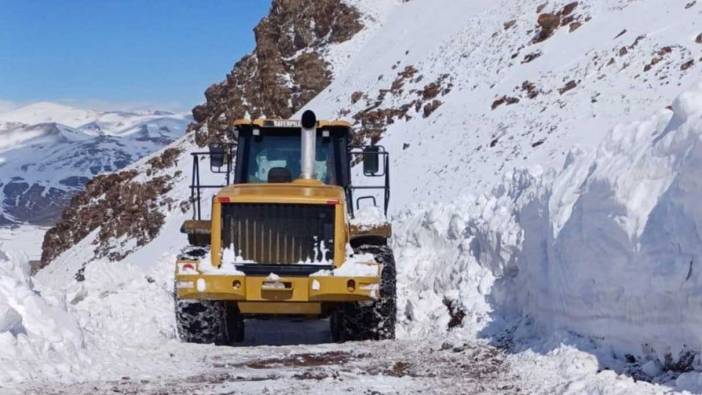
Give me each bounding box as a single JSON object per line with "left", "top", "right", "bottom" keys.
{"left": 0, "top": 102, "right": 191, "bottom": 225}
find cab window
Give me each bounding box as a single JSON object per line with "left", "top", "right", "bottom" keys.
{"left": 244, "top": 132, "right": 335, "bottom": 184}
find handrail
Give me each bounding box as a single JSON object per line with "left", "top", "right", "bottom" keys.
{"left": 347, "top": 147, "right": 391, "bottom": 216}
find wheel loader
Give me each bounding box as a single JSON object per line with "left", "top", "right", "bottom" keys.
{"left": 174, "top": 110, "right": 395, "bottom": 344}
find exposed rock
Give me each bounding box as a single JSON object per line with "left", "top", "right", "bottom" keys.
{"left": 92, "top": 175, "right": 173, "bottom": 261}
{"left": 39, "top": 167, "right": 176, "bottom": 271}
{"left": 40, "top": 170, "right": 138, "bottom": 269}
{"left": 420, "top": 82, "right": 442, "bottom": 101}
{"left": 351, "top": 91, "right": 364, "bottom": 104}
{"left": 443, "top": 298, "right": 466, "bottom": 329}
{"left": 569, "top": 21, "right": 583, "bottom": 32}
{"left": 532, "top": 2, "right": 585, "bottom": 43}
{"left": 521, "top": 81, "right": 540, "bottom": 99}
{"left": 353, "top": 108, "right": 409, "bottom": 144}
{"left": 629, "top": 35, "right": 646, "bottom": 50}
{"left": 696, "top": 33, "right": 702, "bottom": 44}
{"left": 681, "top": 59, "right": 695, "bottom": 71}
{"left": 191, "top": 104, "right": 209, "bottom": 123}
{"left": 146, "top": 147, "right": 183, "bottom": 173}
{"left": 533, "top": 13, "right": 561, "bottom": 43}
{"left": 397, "top": 65, "right": 419, "bottom": 80}
{"left": 491, "top": 96, "right": 520, "bottom": 110}
{"left": 522, "top": 51, "right": 542, "bottom": 63}
{"left": 350, "top": 71, "right": 453, "bottom": 144}
{"left": 187, "top": 0, "right": 364, "bottom": 146}
{"left": 558, "top": 80, "right": 578, "bottom": 94}
{"left": 422, "top": 100, "right": 443, "bottom": 118}
{"left": 643, "top": 46, "right": 673, "bottom": 72}
{"left": 562, "top": 2, "right": 579, "bottom": 16}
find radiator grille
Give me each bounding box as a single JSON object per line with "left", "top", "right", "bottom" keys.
{"left": 221, "top": 203, "right": 335, "bottom": 265}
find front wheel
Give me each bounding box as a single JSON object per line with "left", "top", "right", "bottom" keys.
{"left": 331, "top": 244, "right": 396, "bottom": 342}
{"left": 175, "top": 299, "right": 244, "bottom": 345}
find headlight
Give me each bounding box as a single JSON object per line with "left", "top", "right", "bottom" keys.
{"left": 177, "top": 261, "right": 199, "bottom": 275}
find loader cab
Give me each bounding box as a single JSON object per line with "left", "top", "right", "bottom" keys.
{"left": 187, "top": 114, "right": 390, "bottom": 226}
{"left": 232, "top": 120, "right": 352, "bottom": 188}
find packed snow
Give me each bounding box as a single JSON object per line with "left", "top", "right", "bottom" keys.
{"left": 198, "top": 248, "right": 248, "bottom": 275}
{"left": 349, "top": 205, "right": 388, "bottom": 230}
{"left": 311, "top": 252, "right": 380, "bottom": 278}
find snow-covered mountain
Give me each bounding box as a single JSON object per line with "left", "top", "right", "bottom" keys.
{"left": 4, "top": 0, "right": 702, "bottom": 392}
{"left": 0, "top": 102, "right": 191, "bottom": 225}
{"left": 0, "top": 102, "right": 99, "bottom": 130}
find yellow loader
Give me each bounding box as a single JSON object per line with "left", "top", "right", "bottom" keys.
{"left": 174, "top": 110, "right": 394, "bottom": 344}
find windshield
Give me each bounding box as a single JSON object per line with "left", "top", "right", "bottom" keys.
{"left": 244, "top": 132, "right": 335, "bottom": 184}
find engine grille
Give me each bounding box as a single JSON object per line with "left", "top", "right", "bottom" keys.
{"left": 221, "top": 203, "right": 335, "bottom": 265}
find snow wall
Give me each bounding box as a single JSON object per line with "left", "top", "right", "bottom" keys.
{"left": 395, "top": 80, "right": 702, "bottom": 363}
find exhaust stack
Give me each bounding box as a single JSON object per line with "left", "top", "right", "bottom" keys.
{"left": 300, "top": 110, "right": 317, "bottom": 180}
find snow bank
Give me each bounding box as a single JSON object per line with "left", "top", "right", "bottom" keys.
{"left": 394, "top": 171, "right": 539, "bottom": 339}
{"left": 0, "top": 249, "right": 86, "bottom": 383}
{"left": 0, "top": 245, "right": 179, "bottom": 385}
{"left": 396, "top": 81, "right": 702, "bottom": 368}
{"left": 524, "top": 80, "right": 702, "bottom": 361}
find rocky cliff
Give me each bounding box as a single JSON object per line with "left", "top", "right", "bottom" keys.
{"left": 189, "top": 0, "right": 363, "bottom": 145}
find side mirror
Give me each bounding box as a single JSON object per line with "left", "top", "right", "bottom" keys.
{"left": 363, "top": 145, "right": 380, "bottom": 175}
{"left": 209, "top": 144, "right": 226, "bottom": 168}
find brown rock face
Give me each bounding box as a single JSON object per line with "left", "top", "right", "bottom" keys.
{"left": 40, "top": 170, "right": 137, "bottom": 269}
{"left": 558, "top": 80, "right": 578, "bottom": 95}
{"left": 39, "top": 155, "right": 179, "bottom": 271}
{"left": 532, "top": 2, "right": 586, "bottom": 43}
{"left": 534, "top": 13, "right": 561, "bottom": 43}
{"left": 188, "top": 0, "right": 363, "bottom": 146}
{"left": 349, "top": 69, "right": 452, "bottom": 144}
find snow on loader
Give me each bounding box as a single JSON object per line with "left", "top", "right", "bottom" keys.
{"left": 174, "top": 110, "right": 395, "bottom": 344}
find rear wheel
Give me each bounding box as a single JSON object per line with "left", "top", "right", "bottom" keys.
{"left": 175, "top": 299, "right": 244, "bottom": 345}
{"left": 331, "top": 244, "right": 396, "bottom": 342}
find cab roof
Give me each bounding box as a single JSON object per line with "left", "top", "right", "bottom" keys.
{"left": 232, "top": 118, "right": 351, "bottom": 129}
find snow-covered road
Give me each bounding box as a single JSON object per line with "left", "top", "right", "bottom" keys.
{"left": 14, "top": 319, "right": 676, "bottom": 395}
{"left": 20, "top": 319, "right": 518, "bottom": 395}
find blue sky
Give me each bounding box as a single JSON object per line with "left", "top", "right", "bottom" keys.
{"left": 0, "top": 1, "right": 271, "bottom": 112}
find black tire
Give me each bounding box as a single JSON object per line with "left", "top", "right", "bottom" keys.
{"left": 331, "top": 244, "right": 396, "bottom": 342}
{"left": 175, "top": 245, "right": 244, "bottom": 345}
{"left": 175, "top": 299, "right": 244, "bottom": 345}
